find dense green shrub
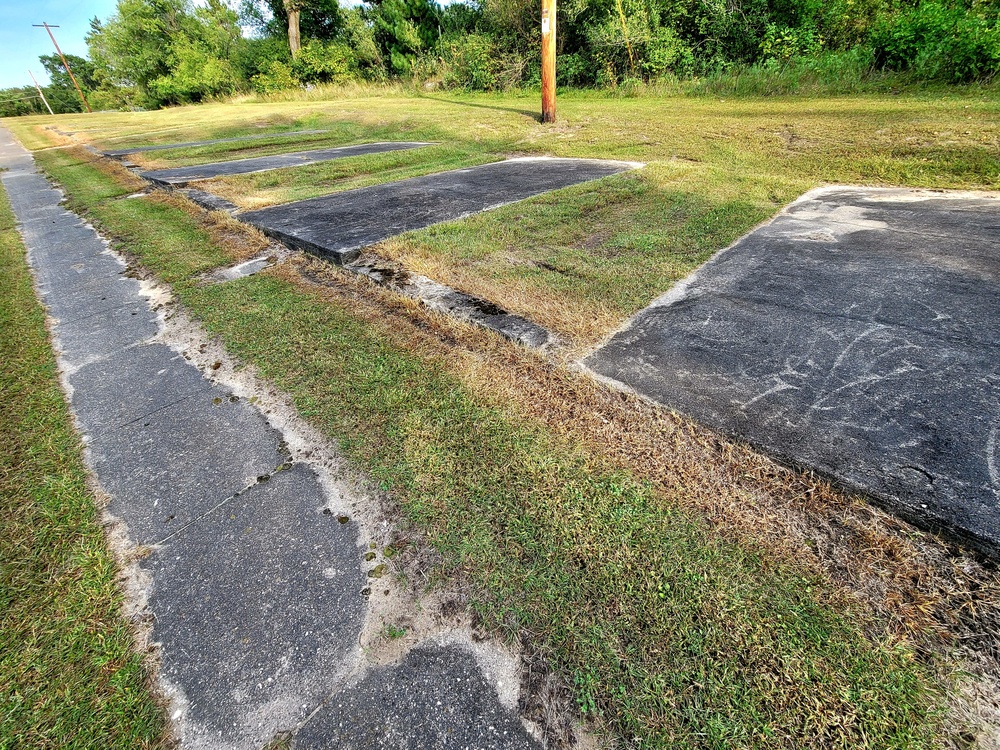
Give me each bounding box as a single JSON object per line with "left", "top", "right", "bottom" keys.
{"left": 871, "top": 1, "right": 1000, "bottom": 82}
{"left": 250, "top": 60, "right": 299, "bottom": 94}
{"left": 32, "top": 0, "right": 997, "bottom": 110}
{"left": 293, "top": 39, "right": 357, "bottom": 84}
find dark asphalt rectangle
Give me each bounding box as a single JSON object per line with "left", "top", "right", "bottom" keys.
{"left": 586, "top": 187, "right": 1000, "bottom": 558}
{"left": 103, "top": 129, "right": 328, "bottom": 156}
{"left": 241, "top": 157, "right": 640, "bottom": 264}
{"left": 139, "top": 141, "right": 431, "bottom": 186}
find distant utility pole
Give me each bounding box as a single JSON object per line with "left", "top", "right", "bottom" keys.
{"left": 27, "top": 70, "right": 55, "bottom": 115}
{"left": 33, "top": 22, "right": 92, "bottom": 113}
{"left": 541, "top": 0, "right": 556, "bottom": 123}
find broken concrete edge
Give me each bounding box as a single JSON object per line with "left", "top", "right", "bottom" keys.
{"left": 179, "top": 188, "right": 239, "bottom": 215}
{"left": 347, "top": 259, "right": 555, "bottom": 350}
{"left": 578, "top": 341, "right": 1000, "bottom": 563}
{"left": 245, "top": 219, "right": 555, "bottom": 349}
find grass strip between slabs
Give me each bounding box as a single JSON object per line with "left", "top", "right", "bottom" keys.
{"left": 0, "top": 182, "right": 166, "bottom": 747}
{"left": 31, "top": 145, "right": 944, "bottom": 749}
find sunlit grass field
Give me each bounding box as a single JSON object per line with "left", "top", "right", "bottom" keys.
{"left": 21, "top": 87, "right": 997, "bottom": 348}
{"left": 7, "top": 85, "right": 1000, "bottom": 748}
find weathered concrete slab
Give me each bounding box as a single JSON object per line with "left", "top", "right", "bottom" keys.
{"left": 1, "top": 124, "right": 541, "bottom": 749}
{"left": 180, "top": 188, "right": 239, "bottom": 214}
{"left": 144, "top": 464, "right": 366, "bottom": 749}
{"left": 241, "top": 157, "right": 639, "bottom": 265}
{"left": 586, "top": 186, "right": 1000, "bottom": 558}
{"left": 88, "top": 386, "right": 285, "bottom": 545}
{"left": 139, "top": 142, "right": 430, "bottom": 186}
{"left": 103, "top": 129, "right": 329, "bottom": 157}
{"left": 56, "top": 302, "right": 160, "bottom": 372}
{"left": 68, "top": 343, "right": 213, "bottom": 437}
{"left": 295, "top": 644, "right": 538, "bottom": 750}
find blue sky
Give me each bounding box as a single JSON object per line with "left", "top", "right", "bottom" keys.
{"left": 0, "top": 0, "right": 119, "bottom": 89}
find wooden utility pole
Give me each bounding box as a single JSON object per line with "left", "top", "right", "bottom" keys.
{"left": 541, "top": 0, "right": 556, "bottom": 123}
{"left": 33, "top": 23, "right": 92, "bottom": 113}
{"left": 27, "top": 70, "right": 55, "bottom": 115}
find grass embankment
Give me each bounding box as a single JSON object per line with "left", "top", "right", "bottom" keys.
{"left": 22, "top": 89, "right": 997, "bottom": 349}
{"left": 17, "top": 133, "right": 953, "bottom": 747}
{"left": 0, "top": 183, "right": 165, "bottom": 746}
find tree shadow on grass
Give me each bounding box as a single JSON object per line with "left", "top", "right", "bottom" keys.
{"left": 418, "top": 95, "right": 542, "bottom": 122}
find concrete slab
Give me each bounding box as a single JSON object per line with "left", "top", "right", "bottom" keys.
{"left": 103, "top": 130, "right": 329, "bottom": 157}
{"left": 241, "top": 157, "right": 639, "bottom": 265}
{"left": 144, "top": 464, "right": 366, "bottom": 749}
{"left": 68, "top": 343, "right": 213, "bottom": 436}
{"left": 55, "top": 302, "right": 160, "bottom": 372}
{"left": 294, "top": 644, "right": 538, "bottom": 750}
{"left": 31, "top": 254, "right": 128, "bottom": 308}
{"left": 1, "top": 124, "right": 542, "bottom": 749}
{"left": 139, "top": 142, "right": 431, "bottom": 187}
{"left": 89, "top": 386, "right": 285, "bottom": 545}
{"left": 586, "top": 186, "right": 1000, "bottom": 558}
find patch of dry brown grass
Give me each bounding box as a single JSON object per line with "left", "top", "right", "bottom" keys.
{"left": 279, "top": 253, "right": 1000, "bottom": 742}
{"left": 153, "top": 193, "right": 270, "bottom": 263}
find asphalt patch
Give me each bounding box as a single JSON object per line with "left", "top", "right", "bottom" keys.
{"left": 240, "top": 156, "right": 640, "bottom": 265}
{"left": 139, "top": 142, "right": 430, "bottom": 186}
{"left": 586, "top": 186, "right": 1000, "bottom": 558}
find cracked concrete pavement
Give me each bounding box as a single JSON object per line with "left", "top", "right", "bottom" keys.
{"left": 586, "top": 186, "right": 1000, "bottom": 559}
{"left": 1, "top": 126, "right": 543, "bottom": 749}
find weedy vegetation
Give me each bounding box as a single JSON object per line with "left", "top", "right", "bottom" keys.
{"left": 8, "top": 85, "right": 999, "bottom": 748}
{"left": 0, "top": 183, "right": 166, "bottom": 748}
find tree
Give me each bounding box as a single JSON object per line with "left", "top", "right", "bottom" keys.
{"left": 366, "top": 0, "right": 443, "bottom": 75}
{"left": 87, "top": 0, "right": 243, "bottom": 108}
{"left": 39, "top": 54, "right": 98, "bottom": 113}
{"left": 285, "top": 0, "right": 305, "bottom": 57}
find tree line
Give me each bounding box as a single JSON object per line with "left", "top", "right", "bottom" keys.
{"left": 3, "top": 0, "right": 998, "bottom": 115}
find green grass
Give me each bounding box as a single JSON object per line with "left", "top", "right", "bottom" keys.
{"left": 26, "top": 134, "right": 947, "bottom": 748}
{"left": 13, "top": 87, "right": 995, "bottom": 347}
{"left": 0, "top": 183, "right": 165, "bottom": 747}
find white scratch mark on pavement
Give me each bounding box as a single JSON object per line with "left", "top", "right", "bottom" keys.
{"left": 988, "top": 421, "right": 1000, "bottom": 494}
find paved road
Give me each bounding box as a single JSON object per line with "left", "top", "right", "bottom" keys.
{"left": 0, "top": 127, "right": 540, "bottom": 750}
{"left": 139, "top": 142, "right": 430, "bottom": 186}
{"left": 587, "top": 186, "right": 1000, "bottom": 558}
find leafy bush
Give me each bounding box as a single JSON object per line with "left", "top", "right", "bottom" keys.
{"left": 871, "top": 1, "right": 1000, "bottom": 83}
{"left": 251, "top": 60, "right": 299, "bottom": 94}
{"left": 150, "top": 37, "right": 240, "bottom": 103}
{"left": 292, "top": 39, "right": 356, "bottom": 84}
{"left": 442, "top": 34, "right": 499, "bottom": 90}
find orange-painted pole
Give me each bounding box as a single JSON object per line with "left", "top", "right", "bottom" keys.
{"left": 541, "top": 0, "right": 556, "bottom": 123}
{"left": 33, "top": 23, "right": 92, "bottom": 113}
